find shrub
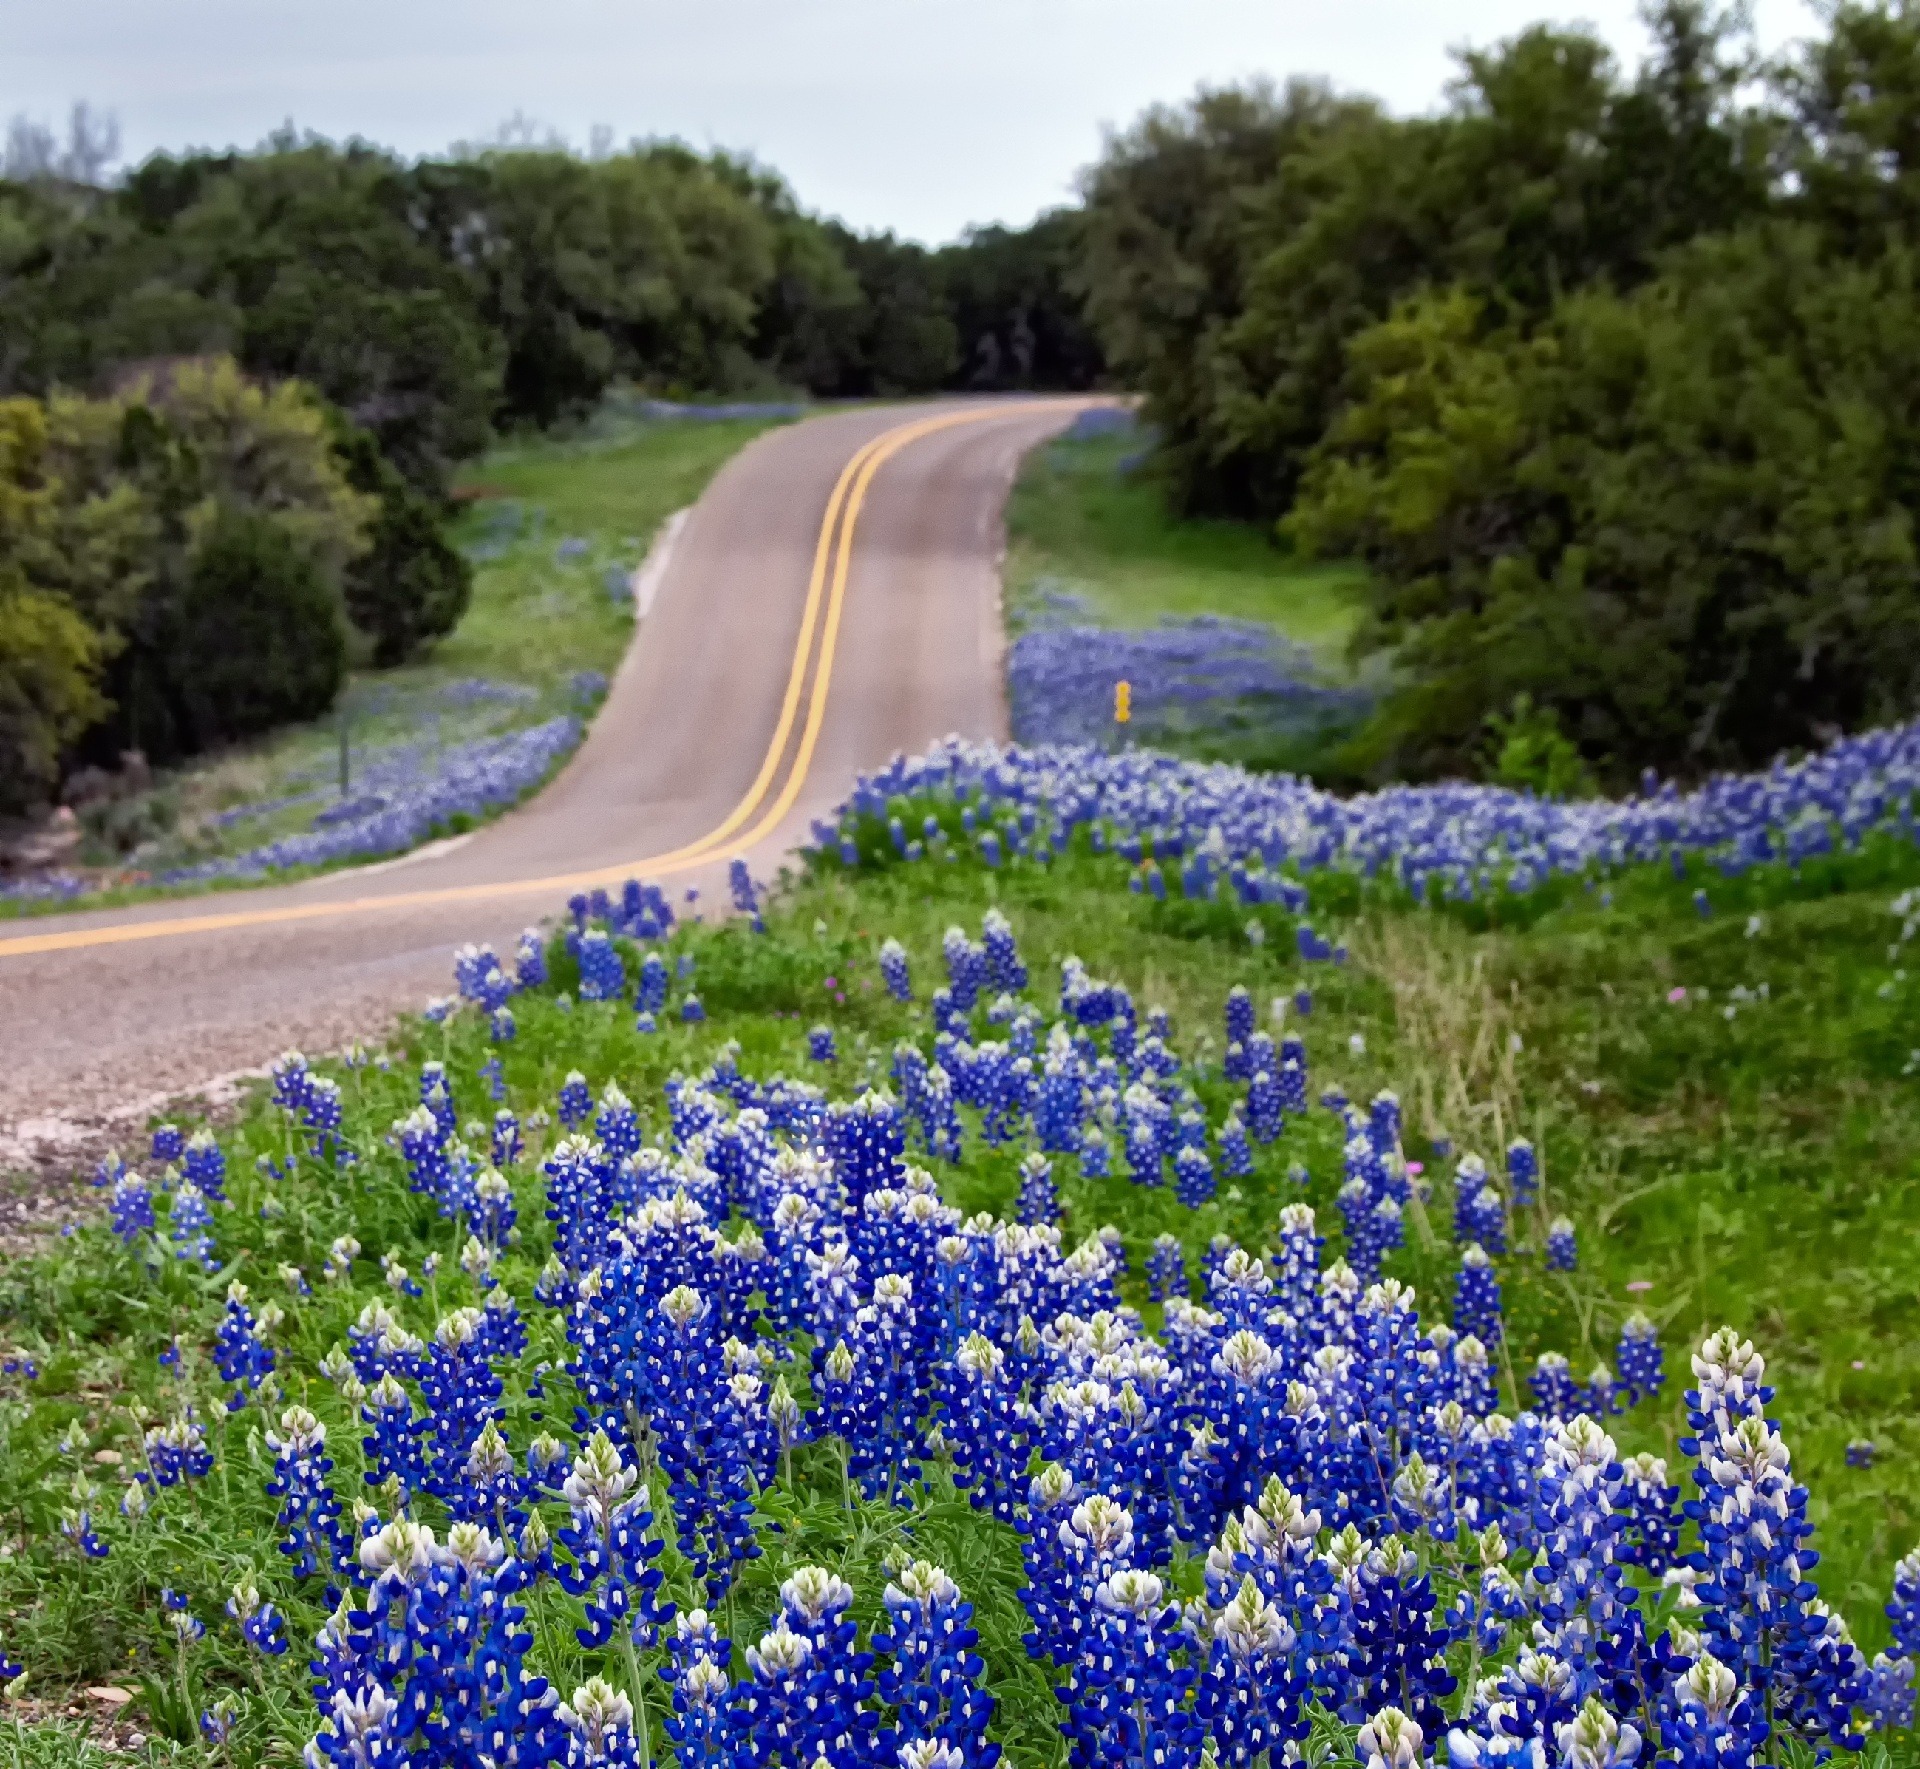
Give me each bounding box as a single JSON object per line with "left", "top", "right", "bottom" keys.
{"left": 172, "top": 506, "right": 346, "bottom": 744}
{"left": 332, "top": 427, "right": 471, "bottom": 666}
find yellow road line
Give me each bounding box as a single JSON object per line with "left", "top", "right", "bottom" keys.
{"left": 0, "top": 401, "right": 1082, "bottom": 963}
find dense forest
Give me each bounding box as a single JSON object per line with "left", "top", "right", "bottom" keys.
{"left": 12, "top": 0, "right": 1920, "bottom": 810}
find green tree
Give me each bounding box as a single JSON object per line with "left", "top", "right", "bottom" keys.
{"left": 332, "top": 424, "right": 471, "bottom": 666}
{"left": 172, "top": 505, "right": 347, "bottom": 744}
{"left": 0, "top": 397, "right": 105, "bottom": 812}
{"left": 1290, "top": 225, "right": 1920, "bottom": 780}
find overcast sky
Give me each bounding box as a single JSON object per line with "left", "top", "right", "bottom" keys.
{"left": 7, "top": 0, "right": 1822, "bottom": 244}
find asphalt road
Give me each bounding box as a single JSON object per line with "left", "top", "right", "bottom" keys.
{"left": 0, "top": 397, "right": 1092, "bottom": 1154}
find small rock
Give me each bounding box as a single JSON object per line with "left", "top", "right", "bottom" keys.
{"left": 92, "top": 1449, "right": 122, "bottom": 1465}
{"left": 88, "top": 1686, "right": 134, "bottom": 1705}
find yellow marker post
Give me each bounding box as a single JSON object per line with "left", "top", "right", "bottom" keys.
{"left": 1114, "top": 680, "right": 1132, "bottom": 724}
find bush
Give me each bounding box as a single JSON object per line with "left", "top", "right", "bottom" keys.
{"left": 1290, "top": 229, "right": 1920, "bottom": 781}
{"left": 333, "top": 427, "right": 471, "bottom": 666}
{"left": 0, "top": 587, "right": 104, "bottom": 816}
{"left": 172, "top": 506, "right": 347, "bottom": 744}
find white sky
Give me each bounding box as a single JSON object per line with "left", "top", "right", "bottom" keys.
{"left": 5, "top": 0, "right": 1822, "bottom": 243}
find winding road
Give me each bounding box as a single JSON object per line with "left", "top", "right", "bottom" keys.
{"left": 0, "top": 397, "right": 1094, "bottom": 1155}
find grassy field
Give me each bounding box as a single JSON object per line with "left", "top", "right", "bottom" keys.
{"left": 10, "top": 416, "right": 781, "bottom": 906}
{"left": 0, "top": 796, "right": 1915, "bottom": 1765}
{"left": 1003, "top": 432, "right": 1367, "bottom": 661}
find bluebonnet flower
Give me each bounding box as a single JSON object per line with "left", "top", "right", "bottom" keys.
{"left": 1453, "top": 1162, "right": 1508, "bottom": 1256}
{"left": 226, "top": 1575, "right": 288, "bottom": 1655}
{"left": 491, "top": 1107, "right": 524, "bottom": 1168}
{"left": 200, "top": 1694, "right": 239, "bottom": 1751}
{"left": 1175, "top": 1144, "right": 1215, "bottom": 1209}
{"left": 1327, "top": 1532, "right": 1459, "bottom": 1732}
{"left": 555, "top": 1676, "right": 646, "bottom": 1766}
{"left": 809, "top": 1025, "right": 838, "bottom": 1063}
{"left": 874, "top": 1561, "right": 1000, "bottom": 1767}
{"left": 942, "top": 1332, "right": 1032, "bottom": 1526}
{"left": 1056, "top": 1568, "right": 1202, "bottom": 1769}
{"left": 109, "top": 1167, "right": 154, "bottom": 1248}
{"left": 1078, "top": 1122, "right": 1111, "bottom": 1180}
{"left": 1147, "top": 1234, "right": 1188, "bottom": 1302}
{"left": 1453, "top": 1246, "right": 1502, "bottom": 1346}
{"left": 512, "top": 926, "right": 548, "bottom": 989}
{"left": 181, "top": 1129, "right": 227, "bottom": 1200}
{"left": 646, "top": 1286, "right": 762, "bottom": 1598}
{"left": 60, "top": 1504, "right": 109, "bottom": 1558}
{"left": 1530, "top": 1353, "right": 1581, "bottom": 1419}
{"left": 1195, "top": 1573, "right": 1311, "bottom": 1769}
{"left": 1218, "top": 1108, "right": 1253, "bottom": 1180}
{"left": 161, "top": 1586, "right": 205, "bottom": 1645}
{"left": 682, "top": 993, "right": 706, "bottom": 1023}
{"left": 264, "top": 1405, "right": 351, "bottom": 1581}
{"left": 664, "top": 1609, "right": 736, "bottom": 1768}
{"left": 1679, "top": 1328, "right": 1867, "bottom": 1749}
{"left": 553, "top": 1431, "right": 673, "bottom": 1659}
{"left": 1616, "top": 1313, "right": 1664, "bottom": 1406}
{"left": 1224, "top": 984, "right": 1255, "bottom": 1054}
{"left": 577, "top": 929, "right": 627, "bottom": 1001}
{"left": 1546, "top": 1217, "right": 1578, "bottom": 1271}
{"left": 594, "top": 1082, "right": 642, "bottom": 1163}
{"left": 168, "top": 1181, "right": 215, "bottom": 1269}
{"left": 213, "top": 1282, "right": 277, "bottom": 1410}
{"left": 1507, "top": 1138, "right": 1540, "bottom": 1210}
{"left": 1016, "top": 1152, "right": 1060, "bottom": 1227}
{"left": 880, "top": 937, "right": 914, "bottom": 1001}
{"left": 1034, "top": 1046, "right": 1086, "bottom": 1155}
{"left": 1616, "top": 1451, "right": 1683, "bottom": 1576}
{"left": 312, "top": 1518, "right": 570, "bottom": 1769}
{"left": 150, "top": 1122, "right": 184, "bottom": 1163}
{"left": 634, "top": 950, "right": 668, "bottom": 1016}
{"left": 1888, "top": 1546, "right": 1920, "bottom": 1660}
{"left": 1658, "top": 1653, "right": 1768, "bottom": 1769}
{"left": 744, "top": 1566, "right": 878, "bottom": 1768}
{"left": 558, "top": 1071, "right": 593, "bottom": 1129}
{"left": 359, "top": 1375, "right": 432, "bottom": 1504}
{"left": 1246, "top": 1068, "right": 1283, "bottom": 1144}
{"left": 982, "top": 908, "right": 1028, "bottom": 993}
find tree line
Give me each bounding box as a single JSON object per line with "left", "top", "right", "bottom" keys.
{"left": 1075, "top": 0, "right": 1920, "bottom": 785}
{"left": 19, "top": 0, "right": 1920, "bottom": 812}
{"left": 0, "top": 127, "right": 1100, "bottom": 814}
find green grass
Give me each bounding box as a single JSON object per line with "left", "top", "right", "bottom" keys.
{"left": 8, "top": 416, "right": 781, "bottom": 910}
{"left": 2, "top": 810, "right": 1918, "bottom": 1762}
{"left": 1004, "top": 433, "right": 1366, "bottom": 659}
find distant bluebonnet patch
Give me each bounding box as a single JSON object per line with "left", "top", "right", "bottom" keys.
{"left": 461, "top": 499, "right": 525, "bottom": 564}
{"left": 153, "top": 717, "right": 581, "bottom": 886}
{"left": 1058, "top": 406, "right": 1140, "bottom": 443}
{"left": 0, "top": 871, "right": 87, "bottom": 904}
{"left": 440, "top": 678, "right": 539, "bottom": 709}
{"left": 1007, "top": 590, "right": 1365, "bottom": 750}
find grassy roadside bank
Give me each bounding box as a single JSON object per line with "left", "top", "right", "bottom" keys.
{"left": 1001, "top": 429, "right": 1374, "bottom": 774}
{"left": 0, "top": 788, "right": 1915, "bottom": 1764}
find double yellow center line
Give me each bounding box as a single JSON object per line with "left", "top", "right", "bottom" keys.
{"left": 0, "top": 402, "right": 1082, "bottom": 962}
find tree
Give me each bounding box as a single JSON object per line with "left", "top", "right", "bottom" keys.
{"left": 0, "top": 397, "right": 104, "bottom": 813}
{"left": 332, "top": 424, "right": 471, "bottom": 666}
{"left": 1289, "top": 225, "right": 1920, "bottom": 781}
{"left": 172, "top": 505, "right": 347, "bottom": 745}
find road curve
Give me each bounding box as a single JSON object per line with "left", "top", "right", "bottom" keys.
{"left": 0, "top": 397, "right": 1094, "bottom": 1144}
